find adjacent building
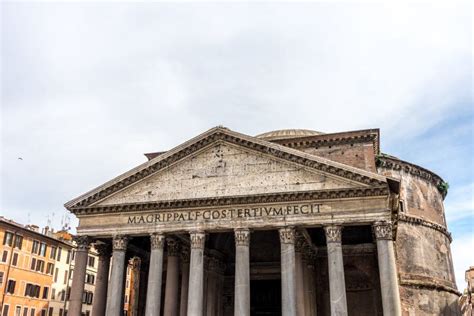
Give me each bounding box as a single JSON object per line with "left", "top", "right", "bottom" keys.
{"left": 0, "top": 218, "right": 98, "bottom": 316}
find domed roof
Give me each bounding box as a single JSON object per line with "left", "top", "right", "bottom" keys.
{"left": 256, "top": 129, "right": 324, "bottom": 141}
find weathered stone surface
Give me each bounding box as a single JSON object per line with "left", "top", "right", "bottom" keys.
{"left": 97, "top": 143, "right": 359, "bottom": 206}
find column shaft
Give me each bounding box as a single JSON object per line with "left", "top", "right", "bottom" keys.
{"left": 164, "top": 238, "right": 181, "bottom": 316}
{"left": 69, "top": 236, "right": 90, "bottom": 316}
{"left": 187, "top": 232, "right": 206, "bottom": 316}
{"left": 145, "top": 233, "right": 165, "bottom": 316}
{"left": 91, "top": 243, "right": 111, "bottom": 316}
{"left": 295, "top": 247, "right": 305, "bottom": 316}
{"left": 106, "top": 236, "right": 129, "bottom": 316}
{"left": 180, "top": 249, "right": 190, "bottom": 316}
{"left": 374, "top": 222, "right": 402, "bottom": 316}
{"left": 206, "top": 271, "right": 217, "bottom": 316}
{"left": 325, "top": 226, "right": 348, "bottom": 316}
{"left": 279, "top": 227, "right": 296, "bottom": 316}
{"left": 234, "top": 229, "right": 250, "bottom": 316}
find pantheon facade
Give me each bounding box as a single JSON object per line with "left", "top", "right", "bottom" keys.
{"left": 65, "top": 127, "right": 460, "bottom": 316}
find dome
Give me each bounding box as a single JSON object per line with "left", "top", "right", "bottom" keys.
{"left": 256, "top": 129, "right": 324, "bottom": 141}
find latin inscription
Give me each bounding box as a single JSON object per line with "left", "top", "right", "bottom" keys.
{"left": 127, "top": 203, "right": 324, "bottom": 225}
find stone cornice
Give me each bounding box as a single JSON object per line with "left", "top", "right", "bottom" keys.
{"left": 376, "top": 155, "right": 446, "bottom": 199}
{"left": 400, "top": 277, "right": 461, "bottom": 296}
{"left": 398, "top": 214, "right": 452, "bottom": 242}
{"left": 70, "top": 186, "right": 389, "bottom": 215}
{"left": 271, "top": 129, "right": 380, "bottom": 156}
{"left": 65, "top": 127, "right": 389, "bottom": 210}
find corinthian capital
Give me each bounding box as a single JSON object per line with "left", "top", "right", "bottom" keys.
{"left": 190, "top": 231, "right": 206, "bottom": 249}
{"left": 150, "top": 233, "right": 165, "bottom": 250}
{"left": 166, "top": 238, "right": 181, "bottom": 256}
{"left": 112, "top": 235, "right": 129, "bottom": 251}
{"left": 324, "top": 225, "right": 342, "bottom": 243}
{"left": 235, "top": 228, "right": 250, "bottom": 247}
{"left": 373, "top": 222, "right": 393, "bottom": 240}
{"left": 73, "top": 236, "right": 91, "bottom": 251}
{"left": 279, "top": 227, "right": 296, "bottom": 244}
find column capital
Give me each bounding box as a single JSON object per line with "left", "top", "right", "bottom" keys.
{"left": 373, "top": 222, "right": 393, "bottom": 240}
{"left": 112, "top": 235, "right": 129, "bottom": 251}
{"left": 150, "top": 233, "right": 165, "bottom": 250}
{"left": 324, "top": 225, "right": 342, "bottom": 243}
{"left": 235, "top": 228, "right": 250, "bottom": 246}
{"left": 279, "top": 227, "right": 296, "bottom": 244}
{"left": 73, "top": 236, "right": 91, "bottom": 251}
{"left": 94, "top": 242, "right": 111, "bottom": 257}
{"left": 181, "top": 246, "right": 190, "bottom": 264}
{"left": 295, "top": 232, "right": 306, "bottom": 253}
{"left": 166, "top": 238, "right": 181, "bottom": 256}
{"left": 190, "top": 231, "right": 206, "bottom": 249}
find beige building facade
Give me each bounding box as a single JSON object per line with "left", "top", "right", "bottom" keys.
{"left": 64, "top": 127, "right": 460, "bottom": 316}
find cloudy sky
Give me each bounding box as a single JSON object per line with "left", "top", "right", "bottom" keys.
{"left": 1, "top": 1, "right": 472, "bottom": 288}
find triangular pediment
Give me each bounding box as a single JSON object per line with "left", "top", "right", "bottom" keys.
{"left": 65, "top": 127, "right": 389, "bottom": 211}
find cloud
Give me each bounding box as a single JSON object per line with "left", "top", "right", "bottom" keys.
{"left": 451, "top": 234, "right": 474, "bottom": 290}
{"left": 1, "top": 2, "right": 472, "bottom": 235}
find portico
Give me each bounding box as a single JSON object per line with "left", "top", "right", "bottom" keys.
{"left": 65, "top": 127, "right": 402, "bottom": 316}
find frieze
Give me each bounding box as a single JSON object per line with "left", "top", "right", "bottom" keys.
{"left": 66, "top": 128, "right": 388, "bottom": 210}
{"left": 71, "top": 187, "right": 389, "bottom": 216}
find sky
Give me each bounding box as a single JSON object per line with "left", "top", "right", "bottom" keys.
{"left": 1, "top": 1, "right": 472, "bottom": 289}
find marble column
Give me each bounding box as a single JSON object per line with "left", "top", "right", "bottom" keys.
{"left": 130, "top": 257, "right": 141, "bottom": 316}
{"left": 69, "top": 236, "right": 90, "bottom": 316}
{"left": 374, "top": 222, "right": 402, "bottom": 316}
{"left": 106, "top": 235, "right": 129, "bottom": 316}
{"left": 295, "top": 234, "right": 306, "bottom": 316}
{"left": 180, "top": 247, "right": 190, "bottom": 316}
{"left": 145, "top": 233, "right": 165, "bottom": 316}
{"left": 164, "top": 238, "right": 181, "bottom": 316}
{"left": 279, "top": 227, "right": 296, "bottom": 316}
{"left": 234, "top": 228, "right": 250, "bottom": 316}
{"left": 206, "top": 257, "right": 219, "bottom": 316}
{"left": 302, "top": 251, "right": 312, "bottom": 316}
{"left": 306, "top": 251, "right": 318, "bottom": 316}
{"left": 324, "top": 225, "right": 347, "bottom": 316}
{"left": 187, "top": 231, "right": 206, "bottom": 316}
{"left": 92, "top": 243, "right": 111, "bottom": 316}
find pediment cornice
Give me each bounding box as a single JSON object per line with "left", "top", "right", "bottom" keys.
{"left": 65, "top": 127, "right": 390, "bottom": 211}
{"left": 71, "top": 186, "right": 389, "bottom": 215}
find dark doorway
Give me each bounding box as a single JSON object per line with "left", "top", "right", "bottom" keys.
{"left": 250, "top": 279, "right": 282, "bottom": 316}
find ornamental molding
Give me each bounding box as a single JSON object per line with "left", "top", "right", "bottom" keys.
{"left": 324, "top": 225, "right": 342, "bottom": 243}
{"left": 279, "top": 227, "right": 296, "bottom": 244}
{"left": 373, "top": 221, "right": 393, "bottom": 240}
{"left": 234, "top": 228, "right": 250, "bottom": 247}
{"left": 150, "top": 233, "right": 165, "bottom": 250}
{"left": 65, "top": 127, "right": 389, "bottom": 211}
{"left": 399, "top": 278, "right": 461, "bottom": 296}
{"left": 70, "top": 186, "right": 389, "bottom": 216}
{"left": 376, "top": 156, "right": 445, "bottom": 198}
{"left": 112, "top": 235, "right": 129, "bottom": 251}
{"left": 398, "top": 214, "right": 452, "bottom": 242}
{"left": 273, "top": 130, "right": 379, "bottom": 156}
{"left": 73, "top": 236, "right": 91, "bottom": 251}
{"left": 190, "top": 231, "right": 206, "bottom": 249}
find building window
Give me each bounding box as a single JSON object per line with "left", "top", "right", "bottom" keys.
{"left": 59, "top": 309, "right": 63, "bottom": 316}
{"left": 60, "top": 290, "right": 65, "bottom": 301}
{"left": 14, "top": 235, "right": 23, "bottom": 250}
{"left": 87, "top": 256, "right": 95, "bottom": 267}
{"left": 30, "top": 258, "right": 37, "bottom": 270}
{"left": 36, "top": 259, "right": 45, "bottom": 273}
{"left": 54, "top": 268, "right": 59, "bottom": 282}
{"left": 0, "top": 271, "right": 3, "bottom": 285}
{"left": 85, "top": 273, "right": 95, "bottom": 285}
{"left": 2, "top": 305, "right": 9, "bottom": 316}
{"left": 63, "top": 270, "right": 68, "bottom": 284}
{"left": 22, "top": 307, "right": 28, "bottom": 316}
{"left": 66, "top": 250, "right": 71, "bottom": 264}
{"left": 50, "top": 246, "right": 57, "bottom": 260}
{"left": 71, "top": 250, "right": 75, "bottom": 261}
{"left": 41, "top": 310, "right": 46, "bottom": 316}
{"left": 12, "top": 253, "right": 19, "bottom": 266}
{"left": 57, "top": 247, "right": 62, "bottom": 261}
{"left": 1, "top": 251, "right": 7, "bottom": 263}
{"left": 30, "top": 309, "right": 36, "bottom": 316}
{"left": 15, "top": 306, "right": 21, "bottom": 316}
{"left": 46, "top": 263, "right": 54, "bottom": 275}
{"left": 6, "top": 279, "right": 16, "bottom": 294}
{"left": 39, "top": 243, "right": 47, "bottom": 257}
{"left": 25, "top": 283, "right": 41, "bottom": 298}
{"left": 3, "top": 232, "right": 13, "bottom": 246}
{"left": 48, "top": 307, "right": 53, "bottom": 316}
{"left": 43, "top": 286, "right": 49, "bottom": 299}
{"left": 32, "top": 240, "right": 40, "bottom": 254}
